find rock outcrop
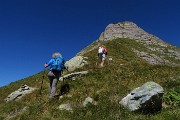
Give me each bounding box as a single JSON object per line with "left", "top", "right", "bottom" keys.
{"left": 5, "top": 84, "right": 36, "bottom": 102}
{"left": 59, "top": 71, "right": 88, "bottom": 81}
{"left": 65, "top": 56, "right": 88, "bottom": 72}
{"left": 120, "top": 82, "right": 164, "bottom": 113}
{"left": 99, "top": 21, "right": 164, "bottom": 45}
{"left": 132, "top": 49, "right": 171, "bottom": 65}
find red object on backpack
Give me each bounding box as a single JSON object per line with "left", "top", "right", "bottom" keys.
{"left": 103, "top": 47, "right": 107, "bottom": 55}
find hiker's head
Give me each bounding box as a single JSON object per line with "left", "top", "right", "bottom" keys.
{"left": 52, "top": 52, "right": 62, "bottom": 58}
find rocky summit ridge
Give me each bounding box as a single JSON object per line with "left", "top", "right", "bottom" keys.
{"left": 99, "top": 21, "right": 162, "bottom": 44}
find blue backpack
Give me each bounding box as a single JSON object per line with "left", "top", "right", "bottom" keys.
{"left": 51, "top": 56, "right": 65, "bottom": 72}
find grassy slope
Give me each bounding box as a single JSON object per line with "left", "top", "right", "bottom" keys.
{"left": 0, "top": 38, "right": 180, "bottom": 120}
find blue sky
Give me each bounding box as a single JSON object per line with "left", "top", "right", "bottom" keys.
{"left": 0, "top": 0, "right": 179, "bottom": 87}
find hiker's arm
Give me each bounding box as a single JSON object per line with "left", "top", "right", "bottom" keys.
{"left": 44, "top": 64, "right": 48, "bottom": 68}
{"left": 44, "top": 59, "right": 53, "bottom": 68}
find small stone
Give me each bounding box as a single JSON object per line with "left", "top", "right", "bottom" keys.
{"left": 59, "top": 103, "right": 73, "bottom": 111}
{"left": 59, "top": 96, "right": 63, "bottom": 99}
{"left": 83, "top": 97, "right": 95, "bottom": 107}
{"left": 162, "top": 102, "right": 168, "bottom": 109}
{"left": 109, "top": 58, "right": 113, "bottom": 61}
{"left": 72, "top": 77, "right": 76, "bottom": 81}
{"left": 67, "top": 94, "right": 73, "bottom": 98}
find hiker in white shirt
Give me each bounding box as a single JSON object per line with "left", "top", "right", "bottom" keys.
{"left": 98, "top": 46, "right": 106, "bottom": 67}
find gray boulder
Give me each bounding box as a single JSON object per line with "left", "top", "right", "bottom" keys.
{"left": 5, "top": 84, "right": 36, "bottom": 102}
{"left": 120, "top": 82, "right": 164, "bottom": 113}
{"left": 65, "top": 56, "right": 88, "bottom": 72}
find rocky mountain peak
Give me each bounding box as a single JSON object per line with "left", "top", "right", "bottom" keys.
{"left": 99, "top": 21, "right": 163, "bottom": 45}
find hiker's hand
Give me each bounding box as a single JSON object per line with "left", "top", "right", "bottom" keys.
{"left": 44, "top": 64, "right": 48, "bottom": 68}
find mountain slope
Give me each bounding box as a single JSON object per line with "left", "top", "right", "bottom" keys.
{"left": 79, "top": 21, "right": 180, "bottom": 66}
{"left": 0, "top": 23, "right": 180, "bottom": 120}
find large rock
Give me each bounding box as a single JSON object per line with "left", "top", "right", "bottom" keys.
{"left": 65, "top": 56, "right": 88, "bottom": 72}
{"left": 5, "top": 84, "right": 36, "bottom": 102}
{"left": 120, "top": 82, "right": 164, "bottom": 113}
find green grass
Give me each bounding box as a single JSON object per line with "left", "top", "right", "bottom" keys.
{"left": 0, "top": 38, "right": 180, "bottom": 120}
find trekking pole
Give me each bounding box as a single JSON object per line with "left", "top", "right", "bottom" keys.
{"left": 40, "top": 69, "right": 46, "bottom": 95}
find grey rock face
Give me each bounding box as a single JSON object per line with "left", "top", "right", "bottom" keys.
{"left": 120, "top": 82, "right": 164, "bottom": 113}
{"left": 65, "top": 56, "right": 88, "bottom": 72}
{"left": 99, "top": 21, "right": 159, "bottom": 44}
{"left": 132, "top": 49, "right": 171, "bottom": 65}
{"left": 59, "top": 71, "right": 88, "bottom": 81}
{"left": 5, "top": 84, "right": 36, "bottom": 102}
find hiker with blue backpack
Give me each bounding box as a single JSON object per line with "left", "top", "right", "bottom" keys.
{"left": 44, "top": 52, "right": 65, "bottom": 98}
